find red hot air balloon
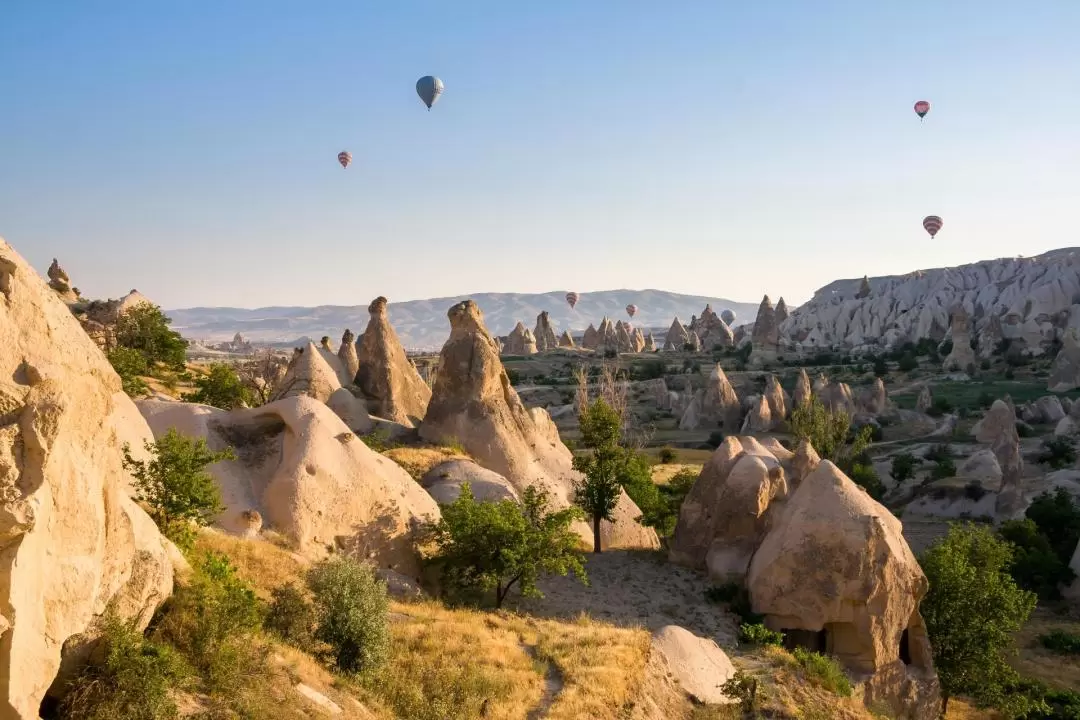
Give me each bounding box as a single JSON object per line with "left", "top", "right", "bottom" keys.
{"left": 565, "top": 292, "right": 579, "bottom": 310}
{"left": 625, "top": 304, "right": 637, "bottom": 319}
{"left": 914, "top": 100, "right": 930, "bottom": 120}
{"left": 923, "top": 215, "right": 943, "bottom": 238}
{"left": 337, "top": 151, "right": 352, "bottom": 169}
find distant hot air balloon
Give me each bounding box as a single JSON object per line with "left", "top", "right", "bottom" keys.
{"left": 914, "top": 100, "right": 930, "bottom": 120}
{"left": 720, "top": 309, "right": 736, "bottom": 325}
{"left": 337, "top": 151, "right": 352, "bottom": 169}
{"left": 416, "top": 76, "right": 444, "bottom": 110}
{"left": 923, "top": 215, "right": 943, "bottom": 238}
{"left": 565, "top": 292, "right": 579, "bottom": 310}
{"left": 625, "top": 304, "right": 637, "bottom": 319}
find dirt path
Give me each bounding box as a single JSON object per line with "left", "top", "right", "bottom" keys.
{"left": 522, "top": 643, "right": 564, "bottom": 720}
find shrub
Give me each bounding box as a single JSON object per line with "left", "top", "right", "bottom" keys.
{"left": 964, "top": 481, "right": 988, "bottom": 501}
{"left": 739, "top": 623, "right": 784, "bottom": 647}
{"left": 59, "top": 611, "right": 189, "bottom": 720}
{"left": 1038, "top": 437, "right": 1077, "bottom": 470}
{"left": 849, "top": 462, "right": 885, "bottom": 500}
{"left": 107, "top": 346, "right": 150, "bottom": 398}
{"left": 657, "top": 446, "right": 677, "bottom": 464}
{"left": 925, "top": 443, "right": 952, "bottom": 463}
{"left": 930, "top": 457, "right": 957, "bottom": 481}
{"left": 792, "top": 648, "right": 852, "bottom": 697}
{"left": 1016, "top": 421, "right": 1034, "bottom": 438}
{"left": 360, "top": 428, "right": 400, "bottom": 452}
{"left": 122, "top": 430, "right": 234, "bottom": 550}
{"left": 999, "top": 518, "right": 1076, "bottom": 601}
{"left": 705, "top": 583, "right": 762, "bottom": 625}
{"left": 721, "top": 670, "right": 759, "bottom": 712}
{"left": 927, "top": 397, "right": 954, "bottom": 418}
{"left": 897, "top": 353, "right": 919, "bottom": 372}
{"left": 1040, "top": 630, "right": 1080, "bottom": 656}
{"left": 891, "top": 453, "right": 920, "bottom": 482}
{"left": 505, "top": 368, "right": 521, "bottom": 385}
{"left": 115, "top": 303, "right": 188, "bottom": 369}
{"left": 183, "top": 363, "right": 253, "bottom": 410}
{"left": 306, "top": 556, "right": 391, "bottom": 674}
{"left": 264, "top": 583, "right": 316, "bottom": 650}
{"left": 704, "top": 582, "right": 742, "bottom": 605}
{"left": 706, "top": 430, "right": 726, "bottom": 449}
{"left": 789, "top": 397, "right": 872, "bottom": 468}
{"left": 1026, "top": 488, "right": 1080, "bottom": 563}
{"left": 873, "top": 356, "right": 888, "bottom": 376}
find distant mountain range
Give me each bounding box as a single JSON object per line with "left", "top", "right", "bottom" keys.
{"left": 168, "top": 290, "right": 762, "bottom": 351}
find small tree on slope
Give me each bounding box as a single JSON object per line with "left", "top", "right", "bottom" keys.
{"left": 572, "top": 397, "right": 628, "bottom": 553}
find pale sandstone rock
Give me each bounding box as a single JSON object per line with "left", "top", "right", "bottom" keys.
{"left": 503, "top": 321, "right": 538, "bottom": 355}
{"left": 862, "top": 377, "right": 889, "bottom": 415}
{"left": 558, "top": 330, "right": 575, "bottom": 348}
{"left": 581, "top": 324, "right": 599, "bottom": 350}
{"left": 338, "top": 329, "right": 360, "bottom": 383}
{"left": 326, "top": 387, "right": 374, "bottom": 434}
{"left": 1034, "top": 395, "right": 1066, "bottom": 424}
{"left": 533, "top": 311, "right": 559, "bottom": 352}
{"left": 695, "top": 305, "right": 735, "bottom": 350}
{"left": 650, "top": 625, "right": 737, "bottom": 705}
{"left": 916, "top": 386, "right": 933, "bottom": 413}
{"left": 420, "top": 459, "right": 520, "bottom": 505}
{"left": 740, "top": 395, "right": 773, "bottom": 434}
{"left": 763, "top": 375, "right": 790, "bottom": 422}
{"left": 972, "top": 400, "right": 1025, "bottom": 517}
{"left": 957, "top": 449, "right": 1002, "bottom": 486}
{"left": 0, "top": 238, "right": 174, "bottom": 716}
{"left": 663, "top": 317, "right": 690, "bottom": 351}
{"left": 793, "top": 368, "right": 812, "bottom": 409}
{"left": 643, "top": 332, "right": 657, "bottom": 352}
{"left": 355, "top": 297, "right": 431, "bottom": 426}
{"left": 272, "top": 342, "right": 342, "bottom": 404}
{"left": 317, "top": 338, "right": 353, "bottom": 387}
{"left": 749, "top": 295, "right": 779, "bottom": 367}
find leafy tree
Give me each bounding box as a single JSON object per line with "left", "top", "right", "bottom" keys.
{"left": 891, "top": 453, "right": 919, "bottom": 482}
{"left": 848, "top": 462, "right": 884, "bottom": 500}
{"left": 872, "top": 355, "right": 888, "bottom": 377}
{"left": 622, "top": 460, "right": 696, "bottom": 539}
{"left": 572, "top": 398, "right": 629, "bottom": 552}
{"left": 107, "top": 346, "right": 150, "bottom": 398}
{"left": 920, "top": 524, "right": 1037, "bottom": 715}
{"left": 115, "top": 303, "right": 188, "bottom": 369}
{"left": 1026, "top": 488, "right": 1080, "bottom": 564}
{"left": 999, "top": 519, "right": 1075, "bottom": 601}
{"left": 306, "top": 557, "right": 390, "bottom": 674}
{"left": 426, "top": 484, "right": 586, "bottom": 608}
{"left": 122, "top": 429, "right": 235, "bottom": 549}
{"left": 897, "top": 353, "right": 918, "bottom": 372}
{"left": 183, "top": 363, "right": 253, "bottom": 410}
{"left": 1037, "top": 437, "right": 1078, "bottom": 470}
{"left": 789, "top": 396, "right": 872, "bottom": 470}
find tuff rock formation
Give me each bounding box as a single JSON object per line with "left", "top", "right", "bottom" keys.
{"left": 664, "top": 317, "right": 690, "bottom": 351}
{"left": 0, "top": 238, "right": 175, "bottom": 716}
{"left": 534, "top": 311, "right": 559, "bottom": 351}
{"left": 942, "top": 306, "right": 977, "bottom": 372}
{"left": 631, "top": 327, "right": 647, "bottom": 352}
{"left": 643, "top": 332, "right": 657, "bottom": 352}
{"left": 749, "top": 295, "right": 780, "bottom": 367}
{"left": 419, "top": 300, "right": 658, "bottom": 550}
{"left": 793, "top": 369, "right": 812, "bottom": 409}
{"left": 856, "top": 275, "right": 871, "bottom": 299}
{"left": 740, "top": 396, "right": 773, "bottom": 434}
{"left": 138, "top": 396, "right": 439, "bottom": 575}
{"left": 973, "top": 400, "right": 1025, "bottom": 517}
{"left": 695, "top": 305, "right": 735, "bottom": 350}
{"left": 774, "top": 297, "right": 789, "bottom": 325}
{"left": 582, "top": 324, "right": 599, "bottom": 350}
{"left": 420, "top": 459, "right": 519, "bottom": 505}
{"left": 703, "top": 364, "right": 742, "bottom": 431}
{"left": 862, "top": 377, "right": 889, "bottom": 415}
{"left": 1049, "top": 327, "right": 1080, "bottom": 393}
{"left": 272, "top": 342, "right": 342, "bottom": 404}
{"left": 598, "top": 318, "right": 619, "bottom": 354}
{"left": 763, "top": 375, "right": 790, "bottom": 422}
{"left": 615, "top": 321, "right": 635, "bottom": 354}
{"left": 46, "top": 258, "right": 78, "bottom": 303}
{"left": 558, "top": 330, "right": 575, "bottom": 348}
{"left": 916, "top": 386, "right": 933, "bottom": 413}
{"left": 338, "top": 328, "right": 360, "bottom": 382}
{"left": 503, "top": 322, "right": 538, "bottom": 355}
{"left": 355, "top": 297, "right": 432, "bottom": 426}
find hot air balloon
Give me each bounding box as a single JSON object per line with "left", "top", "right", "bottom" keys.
{"left": 914, "top": 100, "right": 930, "bottom": 120}
{"left": 923, "top": 215, "right": 943, "bottom": 238}
{"left": 625, "top": 304, "right": 637, "bottom": 319}
{"left": 565, "top": 292, "right": 579, "bottom": 310}
{"left": 720, "top": 309, "right": 736, "bottom": 325}
{"left": 416, "top": 76, "right": 444, "bottom": 110}
{"left": 337, "top": 151, "right": 352, "bottom": 169}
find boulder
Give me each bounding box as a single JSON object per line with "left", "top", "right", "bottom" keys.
{"left": 355, "top": 297, "right": 432, "bottom": 427}
{"left": 1033, "top": 395, "right": 1066, "bottom": 424}
{"left": 420, "top": 301, "right": 657, "bottom": 550}
{"left": 326, "top": 387, "right": 374, "bottom": 434}
{"left": 942, "top": 307, "right": 977, "bottom": 372}
{"left": 0, "top": 238, "right": 174, "bottom": 715}
{"left": 957, "top": 449, "right": 1002, "bottom": 486}
{"left": 46, "top": 257, "right": 78, "bottom": 303}
{"left": 650, "top": 625, "right": 736, "bottom": 705}
{"left": 533, "top": 311, "right": 559, "bottom": 352}
{"left": 420, "top": 459, "right": 520, "bottom": 505}
{"left": 139, "top": 396, "right": 439, "bottom": 575}
{"left": 272, "top": 342, "right": 342, "bottom": 404}
{"left": 337, "top": 329, "right": 360, "bottom": 382}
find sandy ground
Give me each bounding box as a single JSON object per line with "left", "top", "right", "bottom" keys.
{"left": 508, "top": 549, "right": 739, "bottom": 648}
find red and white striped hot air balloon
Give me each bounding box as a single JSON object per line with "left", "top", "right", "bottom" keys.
{"left": 625, "top": 303, "right": 637, "bottom": 319}
{"left": 923, "top": 215, "right": 943, "bottom": 238}
{"left": 565, "top": 292, "right": 579, "bottom": 310}
{"left": 914, "top": 100, "right": 931, "bottom": 120}
{"left": 337, "top": 151, "right": 352, "bottom": 169}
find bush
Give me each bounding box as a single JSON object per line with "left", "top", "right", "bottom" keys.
{"left": 739, "top": 623, "right": 784, "bottom": 647}
{"left": 721, "top": 670, "right": 759, "bottom": 712}
{"left": 925, "top": 443, "right": 953, "bottom": 463}
{"left": 306, "top": 557, "right": 391, "bottom": 674}
{"left": 1038, "top": 437, "right": 1077, "bottom": 470}
{"left": 849, "top": 462, "right": 885, "bottom": 500}
{"left": 964, "top": 481, "right": 988, "bottom": 501}
{"left": 657, "top": 447, "right": 677, "bottom": 464}
{"left": 1039, "top": 630, "right": 1080, "bottom": 656}
{"left": 927, "top": 397, "right": 954, "bottom": 418}
{"left": 999, "top": 518, "right": 1076, "bottom": 601}
{"left": 122, "top": 429, "right": 234, "bottom": 550}
{"left": 897, "top": 353, "right": 919, "bottom": 372}
{"left": 264, "top": 583, "right": 316, "bottom": 650}
{"left": 705, "top": 583, "right": 763, "bottom": 625}
{"left": 930, "top": 457, "right": 957, "bottom": 481}
{"left": 183, "top": 363, "right": 253, "bottom": 410}
{"left": 360, "top": 428, "right": 400, "bottom": 452}
{"left": 873, "top": 356, "right": 888, "bottom": 376}
{"left": 107, "top": 346, "right": 150, "bottom": 398}
{"left": 891, "top": 453, "right": 919, "bottom": 482}
{"left": 792, "top": 648, "right": 852, "bottom": 697}
{"left": 789, "top": 397, "right": 872, "bottom": 468}
{"left": 1026, "top": 488, "right": 1080, "bottom": 563}
{"left": 115, "top": 303, "right": 188, "bottom": 369}
{"left": 706, "top": 430, "right": 726, "bottom": 449}
{"left": 59, "top": 611, "right": 190, "bottom": 720}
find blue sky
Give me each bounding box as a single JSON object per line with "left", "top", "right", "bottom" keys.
{"left": 3, "top": 1, "right": 1078, "bottom": 309}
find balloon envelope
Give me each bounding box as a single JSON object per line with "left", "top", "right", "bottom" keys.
{"left": 337, "top": 151, "right": 352, "bottom": 169}
{"left": 923, "top": 215, "right": 943, "bottom": 238}
{"left": 720, "top": 309, "right": 736, "bottom": 325}
{"left": 914, "top": 100, "right": 930, "bottom": 119}
{"left": 625, "top": 304, "right": 637, "bottom": 318}
{"left": 416, "top": 76, "right": 444, "bottom": 109}
{"left": 565, "top": 292, "right": 579, "bottom": 309}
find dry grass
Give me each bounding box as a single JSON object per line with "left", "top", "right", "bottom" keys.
{"left": 1010, "top": 607, "right": 1080, "bottom": 691}
{"left": 195, "top": 528, "right": 308, "bottom": 600}
{"left": 651, "top": 462, "right": 704, "bottom": 485}
{"left": 748, "top": 647, "right": 880, "bottom": 720}
{"left": 945, "top": 699, "right": 1001, "bottom": 719}
{"left": 382, "top": 445, "right": 469, "bottom": 481}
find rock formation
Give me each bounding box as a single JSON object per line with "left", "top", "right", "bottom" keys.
{"left": 338, "top": 328, "right": 360, "bottom": 381}
{"left": 650, "top": 626, "right": 736, "bottom": 706}
{"left": 916, "top": 386, "right": 933, "bottom": 413}
{"left": 355, "top": 297, "right": 432, "bottom": 426}
{"left": 533, "top": 311, "right": 559, "bottom": 351}
{"left": 793, "top": 368, "right": 812, "bottom": 409}
{"left": 862, "top": 377, "right": 888, "bottom": 415}
{"left": 420, "top": 459, "right": 519, "bottom": 505}
{"left": 503, "top": 322, "right": 538, "bottom": 355}
{"left": 272, "top": 342, "right": 343, "bottom": 404}
{"left": 631, "top": 327, "right": 646, "bottom": 352}
{"left": 977, "top": 313, "right": 1005, "bottom": 359}
{"left": 774, "top": 297, "right": 789, "bottom": 325}
{"left": 46, "top": 257, "right": 78, "bottom": 303}
{"left": 138, "top": 396, "right": 439, "bottom": 574}
{"left": 748, "top": 295, "right": 780, "bottom": 367}
{"left": 664, "top": 317, "right": 690, "bottom": 351}
{"left": 615, "top": 321, "right": 635, "bottom": 353}
{"left": 856, "top": 275, "right": 871, "bottom": 299}
{"left": 582, "top": 323, "right": 599, "bottom": 350}
{"left": 419, "top": 300, "right": 658, "bottom": 550}
{"left": 694, "top": 305, "right": 735, "bottom": 350}
{"left": 740, "top": 396, "right": 773, "bottom": 433}
{"left": 643, "top": 332, "right": 656, "bottom": 351}
{"left": 973, "top": 400, "right": 1025, "bottom": 517}
{"left": 1049, "top": 327, "right": 1080, "bottom": 392}
{"left": 822, "top": 381, "right": 856, "bottom": 415}
{"left": 704, "top": 364, "right": 742, "bottom": 431}
{"left": 942, "top": 306, "right": 977, "bottom": 372}
{"left": 0, "top": 238, "right": 175, "bottom": 715}
{"left": 763, "top": 375, "right": 790, "bottom": 422}
{"left": 558, "top": 330, "right": 575, "bottom": 348}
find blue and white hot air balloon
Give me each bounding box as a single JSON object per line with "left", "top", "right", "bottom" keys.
{"left": 416, "top": 75, "right": 444, "bottom": 110}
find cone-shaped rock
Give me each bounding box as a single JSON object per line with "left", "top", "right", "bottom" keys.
{"left": 273, "top": 342, "right": 343, "bottom": 403}
{"left": 534, "top": 311, "right": 559, "bottom": 352}
{"left": 664, "top": 317, "right": 690, "bottom": 351}
{"left": 558, "top": 330, "right": 575, "bottom": 348}
{"left": 582, "top": 323, "right": 599, "bottom": 350}
{"left": 355, "top": 296, "right": 432, "bottom": 426}
{"left": 338, "top": 328, "right": 360, "bottom": 382}
{"left": 793, "top": 368, "right": 812, "bottom": 409}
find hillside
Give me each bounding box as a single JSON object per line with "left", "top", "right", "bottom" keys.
{"left": 167, "top": 290, "right": 761, "bottom": 350}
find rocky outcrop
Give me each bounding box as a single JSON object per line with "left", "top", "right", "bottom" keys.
{"left": 664, "top": 317, "right": 690, "bottom": 351}
{"left": 774, "top": 297, "right": 789, "bottom": 325}
{"left": 680, "top": 365, "right": 742, "bottom": 432}
{"left": 615, "top": 321, "right": 635, "bottom": 353}
{"left": 973, "top": 400, "right": 1025, "bottom": 517}
{"left": 420, "top": 301, "right": 658, "bottom": 550}
{"left": 650, "top": 626, "right": 736, "bottom": 706}
{"left": 1049, "top": 327, "right": 1080, "bottom": 393}
{"left": 0, "top": 238, "right": 175, "bottom": 716}
{"left": 503, "top": 322, "right": 538, "bottom": 355}
{"left": 597, "top": 318, "right": 619, "bottom": 354}
{"left": 139, "top": 396, "right": 438, "bottom": 575}
{"left": 856, "top": 275, "right": 871, "bottom": 299}
{"left": 862, "top": 377, "right": 889, "bottom": 415}
{"left": 916, "top": 386, "right": 933, "bottom": 413}
{"left": 695, "top": 305, "right": 735, "bottom": 350}
{"left": 272, "top": 342, "right": 343, "bottom": 404}
{"left": 748, "top": 295, "right": 780, "bottom": 367}
{"left": 740, "top": 396, "right": 773, "bottom": 434}
{"left": 644, "top": 332, "right": 657, "bottom": 352}
{"left": 355, "top": 297, "right": 432, "bottom": 426}
{"left": 943, "top": 306, "right": 977, "bottom": 372}
{"left": 420, "top": 459, "right": 519, "bottom": 505}
{"left": 46, "top": 258, "right": 79, "bottom": 303}
{"left": 534, "top": 311, "right": 559, "bottom": 351}
{"left": 632, "top": 327, "right": 647, "bottom": 352}
{"left": 747, "top": 461, "right": 940, "bottom": 719}
{"left": 822, "top": 381, "right": 856, "bottom": 415}
{"left": 338, "top": 328, "right": 360, "bottom": 382}
{"left": 977, "top": 313, "right": 1005, "bottom": 359}
{"left": 558, "top": 330, "right": 575, "bottom": 348}
{"left": 582, "top": 324, "right": 599, "bottom": 350}
{"left": 763, "top": 375, "right": 790, "bottom": 422}
{"left": 793, "top": 369, "right": 812, "bottom": 410}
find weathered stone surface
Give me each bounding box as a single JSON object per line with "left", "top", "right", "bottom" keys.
{"left": 793, "top": 369, "right": 812, "bottom": 410}
{"left": 916, "top": 386, "right": 933, "bottom": 413}
{"left": 972, "top": 400, "right": 1025, "bottom": 517}
{"left": 420, "top": 301, "right": 657, "bottom": 550}
{"left": 695, "top": 305, "right": 735, "bottom": 350}
{"left": 1033, "top": 395, "right": 1066, "bottom": 424}
{"left": 740, "top": 395, "right": 773, "bottom": 434}
{"left": 338, "top": 329, "right": 360, "bottom": 382}
{"left": 0, "top": 238, "right": 175, "bottom": 716}
{"left": 581, "top": 324, "right": 599, "bottom": 350}
{"left": 355, "top": 297, "right": 432, "bottom": 427}
{"left": 957, "top": 449, "right": 1002, "bottom": 486}
{"left": 533, "top": 311, "right": 559, "bottom": 351}
{"left": 749, "top": 295, "right": 779, "bottom": 367}
{"left": 943, "top": 306, "right": 978, "bottom": 372}
{"left": 326, "top": 387, "right": 374, "bottom": 434}
{"left": 558, "top": 330, "right": 575, "bottom": 348}
{"left": 650, "top": 625, "right": 736, "bottom": 705}
{"left": 420, "top": 459, "right": 519, "bottom": 505}
{"left": 862, "top": 377, "right": 889, "bottom": 415}
{"left": 272, "top": 342, "right": 343, "bottom": 404}
{"left": 763, "top": 375, "right": 790, "bottom": 423}
{"left": 503, "top": 322, "right": 538, "bottom": 355}
{"left": 663, "top": 317, "right": 690, "bottom": 351}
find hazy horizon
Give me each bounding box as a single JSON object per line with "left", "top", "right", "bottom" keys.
{"left": 4, "top": 2, "right": 1078, "bottom": 309}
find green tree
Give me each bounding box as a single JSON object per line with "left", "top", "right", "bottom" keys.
{"left": 183, "top": 363, "right": 253, "bottom": 410}
{"left": 115, "top": 303, "right": 188, "bottom": 369}
{"left": 999, "top": 519, "right": 1075, "bottom": 601}
{"left": 107, "top": 346, "right": 150, "bottom": 398}
{"left": 920, "top": 524, "right": 1037, "bottom": 715}
{"left": 306, "top": 557, "right": 391, "bottom": 674}
{"left": 890, "top": 453, "right": 919, "bottom": 482}
{"left": 122, "top": 429, "right": 235, "bottom": 549}
{"left": 789, "top": 397, "right": 872, "bottom": 470}
{"left": 426, "top": 484, "right": 586, "bottom": 608}
{"left": 572, "top": 398, "right": 629, "bottom": 552}
{"left": 1026, "top": 488, "right": 1080, "bottom": 563}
